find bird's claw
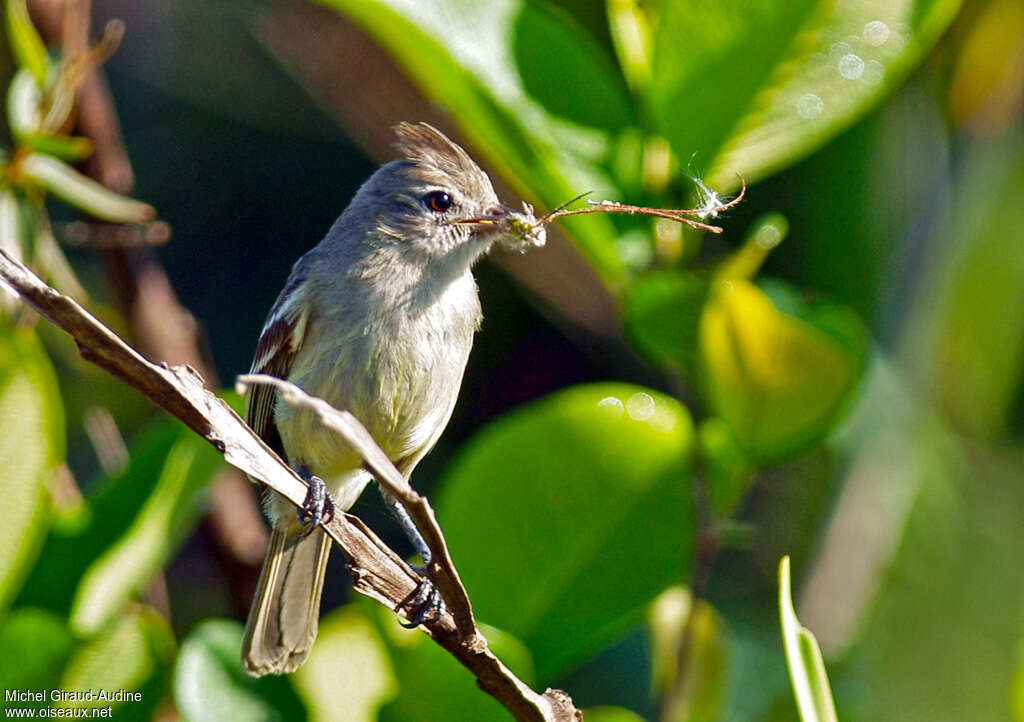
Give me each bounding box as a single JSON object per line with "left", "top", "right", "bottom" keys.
{"left": 297, "top": 474, "right": 334, "bottom": 536}
{"left": 400, "top": 574, "right": 446, "bottom": 629}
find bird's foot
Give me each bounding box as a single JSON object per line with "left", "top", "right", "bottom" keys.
{"left": 400, "top": 572, "right": 447, "bottom": 628}
{"left": 296, "top": 470, "right": 334, "bottom": 536}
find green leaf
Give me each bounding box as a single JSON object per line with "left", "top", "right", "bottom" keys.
{"left": 697, "top": 418, "right": 754, "bottom": 518}
{"left": 699, "top": 278, "right": 865, "bottom": 460}
{"left": 174, "top": 619, "right": 306, "bottom": 722}
{"left": 70, "top": 430, "right": 225, "bottom": 635}
{"left": 291, "top": 605, "right": 396, "bottom": 722}
{"left": 624, "top": 269, "right": 709, "bottom": 379}
{"left": 0, "top": 324, "right": 64, "bottom": 618}
{"left": 319, "top": 0, "right": 625, "bottom": 281}
{"left": 18, "top": 153, "right": 156, "bottom": 224}
{"left": 0, "top": 608, "right": 75, "bottom": 695}
{"left": 437, "top": 382, "right": 695, "bottom": 679}
{"left": 649, "top": 586, "right": 729, "bottom": 722}
{"left": 17, "top": 420, "right": 196, "bottom": 618}
{"left": 59, "top": 605, "right": 175, "bottom": 719}
{"left": 606, "top": 0, "right": 655, "bottom": 91}
{"left": 4, "top": 0, "right": 50, "bottom": 86}
{"left": 22, "top": 133, "right": 94, "bottom": 161}
{"left": 778, "top": 556, "right": 838, "bottom": 722}
{"left": 374, "top": 602, "right": 533, "bottom": 722}
{"left": 512, "top": 3, "right": 632, "bottom": 130}
{"left": 649, "top": 0, "right": 961, "bottom": 189}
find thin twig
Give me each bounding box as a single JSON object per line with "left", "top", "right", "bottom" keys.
{"left": 537, "top": 174, "right": 747, "bottom": 235}
{"left": 0, "top": 248, "right": 580, "bottom": 722}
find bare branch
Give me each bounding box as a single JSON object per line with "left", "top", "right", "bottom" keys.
{"left": 0, "top": 248, "right": 580, "bottom": 722}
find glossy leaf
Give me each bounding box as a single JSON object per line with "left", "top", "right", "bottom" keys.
{"left": 292, "top": 606, "right": 396, "bottom": 722}
{"left": 19, "top": 153, "right": 156, "bottom": 224}
{"left": 0, "top": 608, "right": 75, "bottom": 695}
{"left": 437, "top": 383, "right": 695, "bottom": 679}
{"left": 319, "top": 0, "right": 625, "bottom": 280}
{"left": 779, "top": 556, "right": 838, "bottom": 722}
{"left": 0, "top": 325, "right": 64, "bottom": 618}
{"left": 59, "top": 605, "right": 175, "bottom": 719}
{"left": 174, "top": 619, "right": 305, "bottom": 722}
{"left": 649, "top": 0, "right": 961, "bottom": 189}
{"left": 699, "top": 278, "right": 864, "bottom": 460}
{"left": 71, "top": 430, "right": 225, "bottom": 635}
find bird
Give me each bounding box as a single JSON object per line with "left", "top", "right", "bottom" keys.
{"left": 241, "top": 122, "right": 545, "bottom": 676}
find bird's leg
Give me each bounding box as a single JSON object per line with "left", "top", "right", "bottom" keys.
{"left": 380, "top": 487, "right": 447, "bottom": 628}
{"left": 296, "top": 464, "right": 334, "bottom": 537}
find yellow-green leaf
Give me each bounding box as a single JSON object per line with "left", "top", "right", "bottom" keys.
{"left": 4, "top": 0, "right": 49, "bottom": 86}
{"left": 59, "top": 606, "right": 174, "bottom": 717}
{"left": 699, "top": 279, "right": 860, "bottom": 460}
{"left": 292, "top": 606, "right": 396, "bottom": 722}
{"left": 0, "top": 325, "right": 64, "bottom": 617}
{"left": 649, "top": 586, "right": 729, "bottom": 722}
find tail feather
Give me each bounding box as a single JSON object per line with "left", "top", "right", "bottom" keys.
{"left": 242, "top": 527, "right": 331, "bottom": 676}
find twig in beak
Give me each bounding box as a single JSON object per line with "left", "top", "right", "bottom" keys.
{"left": 535, "top": 174, "right": 746, "bottom": 235}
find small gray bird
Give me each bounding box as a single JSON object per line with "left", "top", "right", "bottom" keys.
{"left": 241, "top": 122, "right": 544, "bottom": 676}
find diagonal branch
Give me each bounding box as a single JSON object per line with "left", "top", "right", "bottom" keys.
{"left": 0, "top": 248, "right": 580, "bottom": 722}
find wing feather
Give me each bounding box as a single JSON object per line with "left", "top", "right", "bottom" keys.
{"left": 246, "top": 267, "right": 311, "bottom": 462}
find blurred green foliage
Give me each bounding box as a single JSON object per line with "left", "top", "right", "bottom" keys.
{"left": 2, "top": 0, "right": 1022, "bottom": 720}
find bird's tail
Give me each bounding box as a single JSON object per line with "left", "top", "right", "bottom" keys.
{"left": 241, "top": 526, "right": 331, "bottom": 676}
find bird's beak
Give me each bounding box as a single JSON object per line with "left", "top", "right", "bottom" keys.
{"left": 453, "top": 204, "right": 516, "bottom": 230}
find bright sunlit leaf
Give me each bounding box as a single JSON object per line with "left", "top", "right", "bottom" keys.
{"left": 699, "top": 278, "right": 863, "bottom": 460}
{"left": 0, "top": 325, "right": 64, "bottom": 618}
{"left": 4, "top": 0, "right": 49, "bottom": 87}
{"left": 292, "top": 606, "right": 397, "bottom": 722}
{"left": 779, "top": 556, "right": 838, "bottom": 722}
{"left": 174, "top": 619, "right": 304, "bottom": 722}
{"left": 649, "top": 0, "right": 961, "bottom": 190}
{"left": 59, "top": 605, "right": 175, "bottom": 717}
{"left": 19, "top": 153, "right": 155, "bottom": 224}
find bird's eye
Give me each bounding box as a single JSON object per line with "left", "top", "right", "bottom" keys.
{"left": 424, "top": 191, "right": 452, "bottom": 213}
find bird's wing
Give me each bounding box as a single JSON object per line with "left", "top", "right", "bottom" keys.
{"left": 246, "top": 271, "right": 311, "bottom": 461}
